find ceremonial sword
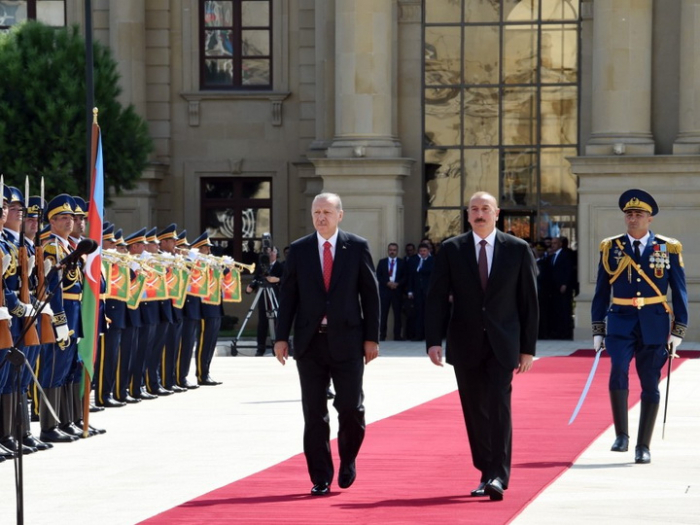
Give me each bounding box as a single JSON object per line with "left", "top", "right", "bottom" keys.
{"left": 662, "top": 342, "right": 678, "bottom": 439}
{"left": 568, "top": 343, "right": 604, "bottom": 425}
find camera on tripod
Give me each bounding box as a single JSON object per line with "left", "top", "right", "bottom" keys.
{"left": 250, "top": 233, "right": 274, "bottom": 289}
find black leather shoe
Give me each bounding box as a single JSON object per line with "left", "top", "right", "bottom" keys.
{"left": 310, "top": 482, "right": 330, "bottom": 496}
{"left": 89, "top": 404, "right": 105, "bottom": 413}
{"left": 168, "top": 385, "right": 187, "bottom": 393}
{"left": 326, "top": 388, "right": 335, "bottom": 400}
{"left": 1, "top": 437, "right": 37, "bottom": 455}
{"left": 635, "top": 445, "right": 651, "bottom": 464}
{"left": 60, "top": 423, "right": 84, "bottom": 437}
{"left": 611, "top": 434, "right": 629, "bottom": 452}
{"left": 470, "top": 481, "right": 487, "bottom": 497}
{"left": 182, "top": 381, "right": 200, "bottom": 390}
{"left": 23, "top": 433, "right": 52, "bottom": 451}
{"left": 198, "top": 377, "right": 222, "bottom": 386}
{"left": 338, "top": 461, "right": 357, "bottom": 489}
{"left": 0, "top": 442, "right": 15, "bottom": 458}
{"left": 485, "top": 479, "right": 505, "bottom": 501}
{"left": 134, "top": 390, "right": 157, "bottom": 400}
{"left": 40, "top": 428, "right": 78, "bottom": 443}
{"left": 96, "top": 396, "right": 126, "bottom": 408}
{"left": 149, "top": 386, "right": 174, "bottom": 396}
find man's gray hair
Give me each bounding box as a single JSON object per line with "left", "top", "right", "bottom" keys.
{"left": 313, "top": 192, "right": 343, "bottom": 211}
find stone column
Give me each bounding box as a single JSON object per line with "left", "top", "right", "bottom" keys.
{"left": 109, "top": 1, "right": 147, "bottom": 117}
{"left": 307, "top": 0, "right": 336, "bottom": 157}
{"left": 674, "top": 0, "right": 700, "bottom": 153}
{"left": 586, "top": 0, "right": 654, "bottom": 155}
{"left": 325, "top": 0, "right": 401, "bottom": 158}
{"left": 310, "top": 0, "right": 412, "bottom": 256}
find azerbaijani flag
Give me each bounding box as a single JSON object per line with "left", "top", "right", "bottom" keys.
{"left": 77, "top": 114, "right": 104, "bottom": 397}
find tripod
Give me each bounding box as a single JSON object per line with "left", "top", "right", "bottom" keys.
{"left": 231, "top": 278, "right": 279, "bottom": 357}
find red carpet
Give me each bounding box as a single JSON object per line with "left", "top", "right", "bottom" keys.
{"left": 142, "top": 353, "right": 692, "bottom": 524}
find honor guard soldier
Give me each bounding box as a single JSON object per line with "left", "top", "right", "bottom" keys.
{"left": 93, "top": 223, "right": 126, "bottom": 407}
{"left": 122, "top": 227, "right": 158, "bottom": 401}
{"left": 177, "top": 231, "right": 203, "bottom": 389}
{"left": 36, "top": 194, "right": 83, "bottom": 443}
{"left": 591, "top": 189, "right": 688, "bottom": 464}
{"left": 155, "top": 224, "right": 186, "bottom": 393}
{"left": 70, "top": 196, "right": 87, "bottom": 247}
{"left": 1, "top": 189, "right": 53, "bottom": 453}
{"left": 114, "top": 228, "right": 143, "bottom": 404}
{"left": 143, "top": 227, "right": 173, "bottom": 396}
{"left": 191, "top": 232, "right": 222, "bottom": 386}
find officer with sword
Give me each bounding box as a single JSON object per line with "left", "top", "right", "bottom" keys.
{"left": 590, "top": 189, "right": 688, "bottom": 464}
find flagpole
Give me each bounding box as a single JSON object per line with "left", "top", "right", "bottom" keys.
{"left": 82, "top": 108, "right": 101, "bottom": 437}
{"left": 85, "top": 0, "right": 95, "bottom": 197}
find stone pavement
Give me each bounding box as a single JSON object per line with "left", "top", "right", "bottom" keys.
{"left": 0, "top": 338, "right": 697, "bottom": 524}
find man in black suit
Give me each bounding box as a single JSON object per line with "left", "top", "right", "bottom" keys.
{"left": 548, "top": 236, "right": 576, "bottom": 339}
{"left": 425, "top": 191, "right": 538, "bottom": 502}
{"left": 407, "top": 242, "right": 433, "bottom": 340}
{"left": 274, "top": 192, "right": 380, "bottom": 496}
{"left": 376, "top": 243, "right": 406, "bottom": 341}
{"left": 246, "top": 246, "right": 284, "bottom": 356}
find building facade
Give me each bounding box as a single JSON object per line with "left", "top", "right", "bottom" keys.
{"left": 5, "top": 0, "right": 699, "bottom": 339}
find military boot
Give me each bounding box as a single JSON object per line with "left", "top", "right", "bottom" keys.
{"left": 635, "top": 401, "right": 660, "bottom": 464}
{"left": 610, "top": 390, "right": 629, "bottom": 452}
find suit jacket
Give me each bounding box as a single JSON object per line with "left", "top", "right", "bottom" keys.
{"left": 276, "top": 229, "right": 380, "bottom": 361}
{"left": 375, "top": 256, "right": 406, "bottom": 296}
{"left": 408, "top": 255, "right": 434, "bottom": 296}
{"left": 425, "top": 230, "right": 538, "bottom": 369}
{"left": 550, "top": 248, "right": 576, "bottom": 291}
{"left": 591, "top": 231, "right": 688, "bottom": 344}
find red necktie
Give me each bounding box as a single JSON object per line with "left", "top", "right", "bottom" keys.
{"left": 323, "top": 241, "right": 333, "bottom": 291}
{"left": 389, "top": 258, "right": 395, "bottom": 279}
{"left": 478, "top": 240, "right": 489, "bottom": 291}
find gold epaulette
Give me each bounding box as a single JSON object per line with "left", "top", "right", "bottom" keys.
{"left": 654, "top": 234, "right": 682, "bottom": 254}
{"left": 599, "top": 236, "right": 616, "bottom": 252}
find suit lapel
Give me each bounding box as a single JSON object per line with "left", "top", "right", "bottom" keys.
{"left": 328, "top": 230, "right": 350, "bottom": 292}
{"left": 304, "top": 233, "right": 326, "bottom": 291}
{"left": 487, "top": 230, "right": 508, "bottom": 289}
{"left": 462, "top": 232, "right": 481, "bottom": 285}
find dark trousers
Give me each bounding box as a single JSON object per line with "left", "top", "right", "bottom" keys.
{"left": 295, "top": 333, "right": 365, "bottom": 485}
{"left": 453, "top": 347, "right": 514, "bottom": 488}
{"left": 145, "top": 321, "right": 171, "bottom": 392}
{"left": 196, "top": 317, "right": 221, "bottom": 382}
{"left": 116, "top": 326, "right": 138, "bottom": 400}
{"left": 177, "top": 317, "right": 201, "bottom": 386}
{"left": 163, "top": 318, "right": 183, "bottom": 389}
{"left": 94, "top": 328, "right": 122, "bottom": 404}
{"left": 380, "top": 290, "right": 402, "bottom": 340}
{"left": 256, "top": 298, "right": 273, "bottom": 354}
{"left": 606, "top": 323, "right": 668, "bottom": 404}
{"left": 549, "top": 289, "right": 573, "bottom": 339}
{"left": 38, "top": 340, "right": 77, "bottom": 389}
{"left": 130, "top": 323, "right": 155, "bottom": 395}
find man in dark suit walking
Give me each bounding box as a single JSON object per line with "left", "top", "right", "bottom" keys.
{"left": 376, "top": 242, "right": 406, "bottom": 341}
{"left": 274, "top": 192, "right": 380, "bottom": 496}
{"left": 425, "top": 191, "right": 538, "bottom": 502}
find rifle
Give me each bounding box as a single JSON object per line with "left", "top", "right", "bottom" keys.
{"left": 34, "top": 199, "right": 56, "bottom": 344}
{"left": 0, "top": 259, "right": 13, "bottom": 349}
{"left": 18, "top": 244, "right": 40, "bottom": 346}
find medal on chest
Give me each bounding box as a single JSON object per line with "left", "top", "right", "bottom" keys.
{"left": 649, "top": 244, "right": 670, "bottom": 278}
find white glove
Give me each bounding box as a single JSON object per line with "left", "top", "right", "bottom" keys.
{"left": 0, "top": 307, "right": 10, "bottom": 321}
{"left": 593, "top": 335, "right": 604, "bottom": 352}
{"left": 1, "top": 254, "right": 10, "bottom": 275}
{"left": 221, "top": 255, "right": 234, "bottom": 265}
{"left": 27, "top": 255, "right": 35, "bottom": 276}
{"left": 55, "top": 323, "right": 70, "bottom": 341}
{"left": 129, "top": 261, "right": 141, "bottom": 272}
{"left": 42, "top": 302, "right": 54, "bottom": 317}
{"left": 669, "top": 335, "right": 682, "bottom": 354}
{"left": 44, "top": 259, "right": 52, "bottom": 276}
{"left": 188, "top": 249, "right": 200, "bottom": 261}
{"left": 21, "top": 301, "right": 35, "bottom": 318}
{"left": 139, "top": 251, "right": 151, "bottom": 260}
